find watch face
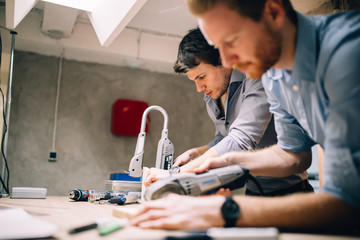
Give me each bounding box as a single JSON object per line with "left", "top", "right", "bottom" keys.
{"left": 169, "top": 166, "right": 180, "bottom": 175}
{"left": 221, "top": 197, "right": 240, "bottom": 227}
{"left": 224, "top": 199, "right": 240, "bottom": 216}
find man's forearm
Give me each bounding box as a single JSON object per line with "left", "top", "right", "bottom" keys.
{"left": 181, "top": 147, "right": 219, "bottom": 172}
{"left": 227, "top": 145, "right": 312, "bottom": 177}
{"left": 196, "top": 145, "right": 212, "bottom": 156}
{"left": 235, "top": 192, "right": 360, "bottom": 230}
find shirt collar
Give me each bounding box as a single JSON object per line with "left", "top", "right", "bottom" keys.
{"left": 265, "top": 68, "right": 295, "bottom": 85}
{"left": 292, "top": 12, "right": 318, "bottom": 82}
{"left": 229, "top": 69, "right": 245, "bottom": 84}
{"left": 203, "top": 69, "right": 245, "bottom": 102}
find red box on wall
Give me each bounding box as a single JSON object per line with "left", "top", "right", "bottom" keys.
{"left": 111, "top": 99, "right": 150, "bottom": 136}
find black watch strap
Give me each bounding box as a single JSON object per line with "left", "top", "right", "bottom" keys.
{"left": 221, "top": 196, "right": 240, "bottom": 228}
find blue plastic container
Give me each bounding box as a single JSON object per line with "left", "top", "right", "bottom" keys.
{"left": 109, "top": 173, "right": 141, "bottom": 182}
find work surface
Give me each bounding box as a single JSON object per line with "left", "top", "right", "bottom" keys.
{"left": 0, "top": 196, "right": 359, "bottom": 240}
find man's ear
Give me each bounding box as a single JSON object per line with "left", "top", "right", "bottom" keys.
{"left": 263, "top": 0, "right": 286, "bottom": 28}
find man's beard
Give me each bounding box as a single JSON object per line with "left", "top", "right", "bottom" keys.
{"left": 214, "top": 68, "right": 231, "bottom": 99}
{"left": 234, "top": 25, "right": 282, "bottom": 80}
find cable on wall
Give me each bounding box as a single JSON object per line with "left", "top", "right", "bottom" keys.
{"left": 49, "top": 49, "right": 63, "bottom": 162}
{"left": 0, "top": 26, "right": 17, "bottom": 195}
{"left": 125, "top": 26, "right": 183, "bottom": 39}
{"left": 137, "top": 30, "right": 141, "bottom": 60}
{"left": 0, "top": 88, "right": 9, "bottom": 194}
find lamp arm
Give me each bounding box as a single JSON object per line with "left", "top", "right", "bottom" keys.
{"left": 128, "top": 106, "right": 171, "bottom": 177}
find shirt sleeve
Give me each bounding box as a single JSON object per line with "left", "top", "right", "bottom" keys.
{"left": 261, "top": 72, "right": 316, "bottom": 153}
{"left": 207, "top": 132, "right": 223, "bottom": 147}
{"left": 320, "top": 33, "right": 360, "bottom": 208}
{"left": 213, "top": 79, "right": 273, "bottom": 155}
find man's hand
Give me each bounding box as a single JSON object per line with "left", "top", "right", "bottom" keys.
{"left": 195, "top": 146, "right": 312, "bottom": 177}
{"left": 174, "top": 146, "right": 209, "bottom": 166}
{"left": 131, "top": 192, "right": 360, "bottom": 231}
{"left": 194, "top": 151, "right": 237, "bottom": 173}
{"left": 130, "top": 194, "right": 225, "bottom": 230}
{"left": 144, "top": 168, "right": 169, "bottom": 187}
{"left": 173, "top": 149, "right": 195, "bottom": 166}
{"left": 211, "top": 188, "right": 232, "bottom": 196}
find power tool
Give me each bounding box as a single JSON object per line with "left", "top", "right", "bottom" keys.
{"left": 68, "top": 189, "right": 90, "bottom": 201}
{"left": 129, "top": 106, "right": 174, "bottom": 177}
{"left": 68, "top": 189, "right": 126, "bottom": 201}
{"left": 144, "top": 165, "right": 263, "bottom": 200}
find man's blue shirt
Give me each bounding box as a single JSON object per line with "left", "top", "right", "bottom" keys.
{"left": 262, "top": 11, "right": 360, "bottom": 208}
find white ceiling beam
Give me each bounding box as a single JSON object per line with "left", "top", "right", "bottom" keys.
{"left": 5, "top": 0, "right": 39, "bottom": 29}
{"left": 87, "top": 0, "right": 148, "bottom": 47}
{"left": 41, "top": 0, "right": 97, "bottom": 12}
{"left": 42, "top": 2, "right": 79, "bottom": 36}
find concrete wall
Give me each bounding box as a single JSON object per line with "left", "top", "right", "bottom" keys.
{"left": 7, "top": 50, "right": 213, "bottom": 196}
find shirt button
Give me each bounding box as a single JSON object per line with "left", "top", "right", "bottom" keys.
{"left": 292, "top": 85, "right": 299, "bottom": 91}
{"left": 300, "top": 118, "right": 307, "bottom": 126}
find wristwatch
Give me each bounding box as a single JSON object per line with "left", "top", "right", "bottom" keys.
{"left": 221, "top": 196, "right": 241, "bottom": 228}
{"left": 169, "top": 165, "right": 180, "bottom": 176}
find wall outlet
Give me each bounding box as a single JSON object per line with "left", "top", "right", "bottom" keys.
{"left": 49, "top": 151, "right": 57, "bottom": 162}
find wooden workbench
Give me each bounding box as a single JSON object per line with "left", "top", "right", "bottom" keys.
{"left": 0, "top": 196, "right": 359, "bottom": 240}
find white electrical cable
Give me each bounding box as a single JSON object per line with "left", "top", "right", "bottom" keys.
{"left": 51, "top": 50, "right": 63, "bottom": 151}
{"left": 137, "top": 31, "right": 141, "bottom": 59}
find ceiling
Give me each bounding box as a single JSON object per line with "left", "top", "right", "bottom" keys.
{"left": 0, "top": 0, "right": 350, "bottom": 74}
{"left": 127, "top": 0, "right": 198, "bottom": 37}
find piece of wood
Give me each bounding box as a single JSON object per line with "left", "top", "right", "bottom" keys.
{"left": 113, "top": 167, "right": 149, "bottom": 220}
{"left": 112, "top": 205, "right": 139, "bottom": 219}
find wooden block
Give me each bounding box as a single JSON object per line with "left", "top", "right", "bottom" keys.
{"left": 113, "top": 167, "right": 149, "bottom": 220}
{"left": 112, "top": 206, "right": 140, "bottom": 219}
